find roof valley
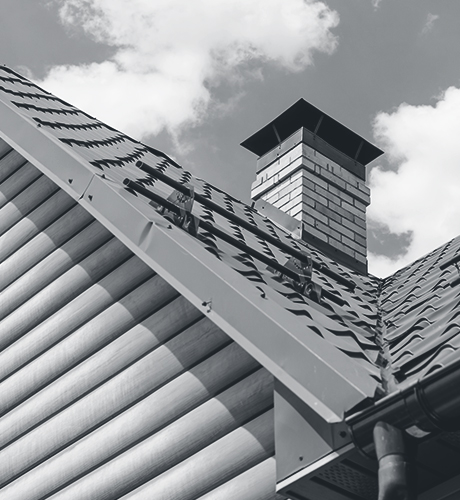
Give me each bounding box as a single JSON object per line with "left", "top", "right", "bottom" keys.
{"left": 375, "top": 279, "right": 399, "bottom": 396}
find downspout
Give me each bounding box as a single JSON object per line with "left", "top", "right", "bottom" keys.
{"left": 373, "top": 421, "right": 417, "bottom": 500}
{"left": 370, "top": 282, "right": 417, "bottom": 499}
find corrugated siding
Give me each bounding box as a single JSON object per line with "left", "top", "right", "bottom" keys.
{"left": 0, "top": 139, "right": 276, "bottom": 499}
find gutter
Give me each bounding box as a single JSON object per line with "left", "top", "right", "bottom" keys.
{"left": 347, "top": 354, "right": 460, "bottom": 457}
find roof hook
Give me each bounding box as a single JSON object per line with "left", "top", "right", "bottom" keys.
{"left": 283, "top": 253, "right": 323, "bottom": 303}
{"left": 161, "top": 184, "right": 199, "bottom": 236}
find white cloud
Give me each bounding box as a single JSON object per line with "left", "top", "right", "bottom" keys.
{"left": 372, "top": 0, "right": 383, "bottom": 10}
{"left": 368, "top": 86, "right": 460, "bottom": 277}
{"left": 422, "top": 13, "right": 439, "bottom": 35}
{"left": 37, "top": 0, "right": 339, "bottom": 139}
{"left": 368, "top": 253, "right": 405, "bottom": 279}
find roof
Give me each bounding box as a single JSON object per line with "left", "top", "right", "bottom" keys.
{"left": 381, "top": 235, "right": 460, "bottom": 389}
{"left": 1, "top": 65, "right": 459, "bottom": 430}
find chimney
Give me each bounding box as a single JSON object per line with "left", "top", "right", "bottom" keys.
{"left": 241, "top": 99, "right": 383, "bottom": 275}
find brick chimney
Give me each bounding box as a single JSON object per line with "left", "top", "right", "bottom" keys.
{"left": 241, "top": 99, "right": 383, "bottom": 275}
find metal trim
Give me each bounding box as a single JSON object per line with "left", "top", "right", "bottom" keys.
{"left": 0, "top": 99, "right": 95, "bottom": 201}
{"left": 81, "top": 176, "right": 376, "bottom": 415}
{"left": 276, "top": 443, "right": 354, "bottom": 492}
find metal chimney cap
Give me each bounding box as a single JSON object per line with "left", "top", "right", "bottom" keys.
{"left": 241, "top": 98, "right": 384, "bottom": 167}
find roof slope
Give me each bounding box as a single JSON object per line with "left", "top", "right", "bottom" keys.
{"left": 380, "top": 235, "right": 460, "bottom": 389}
{"left": 1, "top": 64, "right": 459, "bottom": 411}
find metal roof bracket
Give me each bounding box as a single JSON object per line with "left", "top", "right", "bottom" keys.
{"left": 450, "top": 262, "right": 460, "bottom": 287}
{"left": 283, "top": 253, "right": 322, "bottom": 303}
{"left": 162, "top": 184, "right": 200, "bottom": 236}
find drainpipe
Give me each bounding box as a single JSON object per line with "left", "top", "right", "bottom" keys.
{"left": 373, "top": 422, "right": 417, "bottom": 500}
{"left": 346, "top": 357, "right": 460, "bottom": 499}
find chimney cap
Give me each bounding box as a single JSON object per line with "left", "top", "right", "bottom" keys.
{"left": 241, "top": 98, "right": 383, "bottom": 166}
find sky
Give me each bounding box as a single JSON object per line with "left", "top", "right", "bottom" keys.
{"left": 1, "top": 0, "right": 460, "bottom": 278}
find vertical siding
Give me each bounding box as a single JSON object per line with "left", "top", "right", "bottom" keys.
{"left": 0, "top": 139, "right": 276, "bottom": 499}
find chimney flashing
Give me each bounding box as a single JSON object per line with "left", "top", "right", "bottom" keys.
{"left": 255, "top": 198, "right": 302, "bottom": 239}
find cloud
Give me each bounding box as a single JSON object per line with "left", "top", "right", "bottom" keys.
{"left": 37, "top": 0, "right": 339, "bottom": 139}
{"left": 372, "top": 0, "right": 383, "bottom": 10}
{"left": 368, "top": 86, "right": 460, "bottom": 277}
{"left": 422, "top": 13, "right": 439, "bottom": 35}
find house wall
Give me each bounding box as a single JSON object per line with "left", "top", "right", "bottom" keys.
{"left": 0, "top": 139, "right": 279, "bottom": 499}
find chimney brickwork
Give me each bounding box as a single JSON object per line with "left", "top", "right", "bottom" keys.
{"left": 242, "top": 99, "right": 383, "bottom": 275}
{"left": 251, "top": 134, "right": 370, "bottom": 271}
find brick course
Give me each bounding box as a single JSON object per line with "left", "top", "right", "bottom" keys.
{"left": 342, "top": 217, "right": 367, "bottom": 239}
{"left": 308, "top": 207, "right": 328, "bottom": 225}
{"left": 329, "top": 219, "right": 354, "bottom": 240}
{"left": 314, "top": 201, "right": 342, "bottom": 224}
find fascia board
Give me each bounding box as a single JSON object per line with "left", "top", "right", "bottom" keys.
{"left": 0, "top": 99, "right": 377, "bottom": 427}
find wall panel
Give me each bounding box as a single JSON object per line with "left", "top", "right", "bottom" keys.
{"left": 0, "top": 142, "right": 277, "bottom": 499}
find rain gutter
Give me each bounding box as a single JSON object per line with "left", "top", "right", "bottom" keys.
{"left": 347, "top": 355, "right": 460, "bottom": 457}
